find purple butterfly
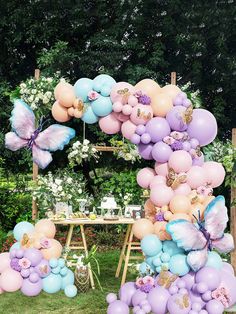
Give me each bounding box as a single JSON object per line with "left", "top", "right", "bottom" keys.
{"left": 167, "top": 195, "right": 234, "bottom": 271}
{"left": 5, "top": 99, "right": 75, "bottom": 169}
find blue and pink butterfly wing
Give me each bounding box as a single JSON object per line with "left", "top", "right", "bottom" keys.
{"left": 5, "top": 132, "right": 28, "bottom": 151}
{"left": 212, "top": 233, "right": 234, "bottom": 253}
{"left": 187, "top": 248, "right": 208, "bottom": 272}
{"left": 10, "top": 99, "right": 35, "bottom": 139}
{"left": 32, "top": 145, "right": 52, "bottom": 169}
{"left": 35, "top": 125, "right": 75, "bottom": 152}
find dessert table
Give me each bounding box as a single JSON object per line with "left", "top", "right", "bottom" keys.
{"left": 52, "top": 217, "right": 143, "bottom": 289}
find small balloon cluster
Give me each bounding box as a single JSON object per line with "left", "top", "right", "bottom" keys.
{"left": 0, "top": 219, "right": 77, "bottom": 298}
{"left": 106, "top": 263, "right": 236, "bottom": 314}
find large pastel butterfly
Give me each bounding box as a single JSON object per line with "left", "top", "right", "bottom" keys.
{"left": 5, "top": 99, "right": 75, "bottom": 169}
{"left": 166, "top": 195, "right": 234, "bottom": 271}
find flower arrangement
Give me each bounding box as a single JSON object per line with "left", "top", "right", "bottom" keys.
{"left": 32, "top": 170, "right": 87, "bottom": 214}
{"left": 67, "top": 139, "right": 100, "bottom": 167}
{"left": 136, "top": 275, "right": 155, "bottom": 293}
{"left": 109, "top": 138, "right": 141, "bottom": 163}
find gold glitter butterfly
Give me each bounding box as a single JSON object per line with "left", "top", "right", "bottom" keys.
{"left": 40, "top": 265, "right": 49, "bottom": 274}
{"left": 175, "top": 294, "right": 190, "bottom": 309}
{"left": 181, "top": 106, "right": 193, "bottom": 124}
{"left": 166, "top": 168, "right": 187, "bottom": 190}
{"left": 117, "top": 88, "right": 131, "bottom": 103}
{"left": 195, "top": 145, "right": 202, "bottom": 157}
{"left": 137, "top": 109, "right": 152, "bottom": 121}
{"left": 73, "top": 99, "right": 85, "bottom": 112}
{"left": 21, "top": 233, "right": 31, "bottom": 248}
{"left": 157, "top": 269, "right": 178, "bottom": 289}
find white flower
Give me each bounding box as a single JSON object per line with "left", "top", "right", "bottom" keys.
{"left": 28, "top": 95, "right": 34, "bottom": 102}
{"left": 45, "top": 91, "right": 52, "bottom": 98}
{"left": 31, "top": 89, "right": 37, "bottom": 95}
{"left": 47, "top": 78, "right": 53, "bottom": 83}
{"left": 124, "top": 195, "right": 129, "bottom": 200}
{"left": 78, "top": 189, "right": 82, "bottom": 194}
{"left": 82, "top": 146, "right": 89, "bottom": 152}
{"left": 20, "top": 83, "right": 26, "bottom": 89}
{"left": 82, "top": 154, "right": 88, "bottom": 158}
{"left": 67, "top": 178, "right": 73, "bottom": 184}
{"left": 83, "top": 139, "right": 90, "bottom": 145}
{"left": 55, "top": 179, "right": 62, "bottom": 185}
{"left": 58, "top": 186, "right": 63, "bottom": 192}
{"left": 43, "top": 96, "right": 49, "bottom": 104}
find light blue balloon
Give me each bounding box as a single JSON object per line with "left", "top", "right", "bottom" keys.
{"left": 10, "top": 242, "right": 21, "bottom": 252}
{"left": 93, "top": 74, "right": 116, "bottom": 88}
{"left": 60, "top": 267, "right": 68, "bottom": 277}
{"left": 64, "top": 284, "right": 77, "bottom": 298}
{"left": 61, "top": 269, "right": 74, "bottom": 290}
{"left": 169, "top": 254, "right": 190, "bottom": 276}
{"left": 161, "top": 262, "right": 169, "bottom": 270}
{"left": 161, "top": 252, "right": 171, "bottom": 263}
{"left": 49, "top": 258, "right": 58, "bottom": 268}
{"left": 163, "top": 240, "right": 184, "bottom": 256}
{"left": 139, "top": 262, "right": 151, "bottom": 275}
{"left": 43, "top": 273, "right": 62, "bottom": 294}
{"left": 153, "top": 257, "right": 162, "bottom": 267}
{"left": 74, "top": 78, "right": 93, "bottom": 101}
{"left": 141, "top": 235, "right": 162, "bottom": 257}
{"left": 156, "top": 266, "right": 162, "bottom": 273}
{"left": 100, "top": 84, "right": 112, "bottom": 97}
{"left": 145, "top": 257, "right": 156, "bottom": 271}
{"left": 91, "top": 95, "right": 112, "bottom": 117}
{"left": 206, "top": 251, "right": 223, "bottom": 269}
{"left": 13, "top": 221, "right": 34, "bottom": 241}
{"left": 81, "top": 106, "right": 99, "bottom": 124}
{"left": 52, "top": 266, "right": 60, "bottom": 274}
{"left": 58, "top": 258, "right": 65, "bottom": 268}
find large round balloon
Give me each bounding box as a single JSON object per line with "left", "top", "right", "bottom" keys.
{"left": 91, "top": 96, "right": 113, "bottom": 117}
{"left": 147, "top": 286, "right": 170, "bottom": 314}
{"left": 202, "top": 161, "right": 225, "bottom": 188}
{"left": 145, "top": 117, "right": 171, "bottom": 143}
{"left": 81, "top": 106, "right": 99, "bottom": 124}
{"left": 137, "top": 167, "right": 156, "bottom": 189}
{"left": 42, "top": 273, "right": 62, "bottom": 294}
{"left": 121, "top": 120, "right": 136, "bottom": 140}
{"left": 110, "top": 82, "right": 135, "bottom": 104}
{"left": 138, "top": 143, "right": 154, "bottom": 160}
{"left": 21, "top": 278, "right": 42, "bottom": 296}
{"left": 0, "top": 268, "right": 23, "bottom": 292}
{"left": 13, "top": 221, "right": 35, "bottom": 242}
{"left": 0, "top": 253, "right": 10, "bottom": 273}
{"left": 132, "top": 218, "right": 154, "bottom": 240}
{"left": 51, "top": 101, "right": 71, "bottom": 122}
{"left": 74, "top": 78, "right": 93, "bottom": 102}
{"left": 99, "top": 112, "right": 121, "bottom": 134}
{"left": 35, "top": 219, "right": 56, "bottom": 239}
{"left": 151, "top": 93, "right": 173, "bottom": 117}
{"left": 187, "top": 109, "right": 217, "bottom": 146}
{"left": 135, "top": 79, "right": 161, "bottom": 98}
{"left": 41, "top": 239, "right": 62, "bottom": 260}
{"left": 166, "top": 106, "right": 189, "bottom": 131}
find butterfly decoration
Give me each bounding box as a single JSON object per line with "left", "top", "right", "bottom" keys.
{"left": 40, "top": 265, "right": 49, "bottom": 275}
{"left": 5, "top": 100, "right": 75, "bottom": 169}
{"left": 157, "top": 269, "right": 178, "bottom": 289}
{"left": 137, "top": 109, "right": 152, "bottom": 121}
{"left": 175, "top": 294, "right": 190, "bottom": 309}
{"left": 166, "top": 168, "right": 187, "bottom": 190}
{"left": 73, "top": 98, "right": 85, "bottom": 112}
{"left": 117, "top": 88, "right": 131, "bottom": 103}
{"left": 197, "top": 184, "right": 213, "bottom": 196}
{"left": 166, "top": 195, "right": 234, "bottom": 271}
{"left": 181, "top": 106, "right": 193, "bottom": 124}
{"left": 21, "top": 233, "right": 32, "bottom": 249}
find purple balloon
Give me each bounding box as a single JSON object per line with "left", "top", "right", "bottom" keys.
{"left": 29, "top": 266, "right": 35, "bottom": 274}
{"left": 182, "top": 272, "right": 195, "bottom": 290}
{"left": 173, "top": 95, "right": 183, "bottom": 106}
{"left": 192, "top": 153, "right": 204, "bottom": 166}
{"left": 189, "top": 290, "right": 206, "bottom": 309}
{"left": 190, "top": 138, "right": 199, "bottom": 149}
{"left": 145, "top": 117, "right": 171, "bottom": 143}
{"left": 138, "top": 143, "right": 153, "bottom": 160}
{"left": 147, "top": 286, "right": 170, "bottom": 314}
{"left": 195, "top": 267, "right": 221, "bottom": 291}
{"left": 166, "top": 106, "right": 188, "bottom": 131}
{"left": 222, "top": 262, "right": 234, "bottom": 276}
{"left": 220, "top": 270, "right": 236, "bottom": 306}
{"left": 106, "top": 293, "right": 117, "bottom": 304}
{"left": 136, "top": 125, "right": 146, "bottom": 135}
{"left": 35, "top": 259, "right": 51, "bottom": 278}
{"left": 182, "top": 141, "right": 191, "bottom": 151}
{"left": 29, "top": 272, "right": 40, "bottom": 283}
{"left": 16, "top": 249, "right": 24, "bottom": 259}
{"left": 196, "top": 282, "right": 208, "bottom": 294}
{"left": 169, "top": 286, "right": 178, "bottom": 295}
{"left": 132, "top": 290, "right": 147, "bottom": 307}
{"left": 152, "top": 142, "right": 173, "bottom": 163}
{"left": 107, "top": 300, "right": 129, "bottom": 314}
{"left": 24, "top": 248, "right": 43, "bottom": 267}
{"left": 187, "top": 109, "right": 217, "bottom": 146}
{"left": 182, "top": 99, "right": 192, "bottom": 108}
{"left": 205, "top": 299, "right": 224, "bottom": 314}
{"left": 131, "top": 134, "right": 141, "bottom": 144}
{"left": 21, "top": 278, "right": 42, "bottom": 296}
{"left": 201, "top": 290, "right": 212, "bottom": 302}
{"left": 167, "top": 293, "right": 191, "bottom": 314}
{"left": 21, "top": 268, "right": 30, "bottom": 278}
{"left": 119, "top": 282, "right": 137, "bottom": 306}
{"left": 141, "top": 133, "right": 151, "bottom": 144}
{"left": 10, "top": 249, "right": 17, "bottom": 259}
{"left": 179, "top": 92, "right": 187, "bottom": 100}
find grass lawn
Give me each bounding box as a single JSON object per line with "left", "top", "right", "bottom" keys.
{"left": 0, "top": 250, "right": 136, "bottom": 314}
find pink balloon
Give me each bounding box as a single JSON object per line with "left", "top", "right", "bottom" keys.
{"left": 110, "top": 82, "right": 135, "bottom": 104}
{"left": 99, "top": 113, "right": 121, "bottom": 134}
{"left": 187, "top": 166, "right": 207, "bottom": 189}
{"left": 203, "top": 161, "right": 226, "bottom": 188}
{"left": 137, "top": 167, "right": 156, "bottom": 189}
{"left": 150, "top": 184, "right": 174, "bottom": 206}
{"left": 113, "top": 112, "right": 130, "bottom": 122}
{"left": 121, "top": 120, "right": 137, "bottom": 140}
{"left": 174, "top": 183, "right": 192, "bottom": 196}
{"left": 168, "top": 150, "right": 192, "bottom": 173}
{"left": 155, "top": 162, "right": 169, "bottom": 176}
{"left": 0, "top": 268, "right": 23, "bottom": 292}
{"left": 0, "top": 253, "right": 10, "bottom": 273}
{"left": 150, "top": 175, "right": 167, "bottom": 189}
{"left": 130, "top": 104, "right": 153, "bottom": 125}
{"left": 112, "top": 101, "right": 123, "bottom": 113}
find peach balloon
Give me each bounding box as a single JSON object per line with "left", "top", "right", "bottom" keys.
{"left": 169, "top": 195, "right": 191, "bottom": 214}
{"left": 135, "top": 79, "right": 161, "bottom": 97}
{"left": 110, "top": 82, "right": 135, "bottom": 104}
{"left": 51, "top": 101, "right": 71, "bottom": 122}
{"left": 35, "top": 219, "right": 56, "bottom": 239}
{"left": 154, "top": 221, "right": 171, "bottom": 241}
{"left": 29, "top": 232, "right": 46, "bottom": 249}
{"left": 203, "top": 161, "right": 226, "bottom": 188}
{"left": 150, "top": 184, "right": 174, "bottom": 207}
{"left": 174, "top": 183, "right": 192, "bottom": 196}
{"left": 161, "top": 84, "right": 181, "bottom": 100}
{"left": 168, "top": 150, "right": 192, "bottom": 173}
{"left": 130, "top": 104, "right": 153, "bottom": 125}
{"left": 154, "top": 162, "right": 169, "bottom": 176}
{"left": 137, "top": 167, "right": 156, "bottom": 189}
{"left": 74, "top": 109, "right": 83, "bottom": 118}
{"left": 187, "top": 166, "right": 207, "bottom": 189}
{"left": 150, "top": 175, "right": 167, "bottom": 189}
{"left": 191, "top": 203, "right": 205, "bottom": 221}
{"left": 41, "top": 239, "right": 62, "bottom": 260}
{"left": 164, "top": 211, "right": 173, "bottom": 221}
{"left": 58, "top": 84, "right": 76, "bottom": 108}
{"left": 151, "top": 93, "right": 173, "bottom": 117}
{"left": 169, "top": 213, "right": 192, "bottom": 222}
{"left": 203, "top": 195, "right": 215, "bottom": 207}
{"left": 54, "top": 82, "right": 72, "bottom": 99}
{"left": 144, "top": 199, "right": 157, "bottom": 223}
{"left": 0, "top": 253, "right": 10, "bottom": 273}
{"left": 67, "top": 107, "right": 75, "bottom": 116}
{"left": 121, "top": 120, "right": 137, "bottom": 140}
{"left": 132, "top": 218, "right": 155, "bottom": 240}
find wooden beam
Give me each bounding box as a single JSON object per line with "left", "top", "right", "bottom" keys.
{"left": 94, "top": 146, "right": 121, "bottom": 152}
{"left": 171, "top": 72, "right": 176, "bottom": 85}
{"left": 231, "top": 128, "right": 236, "bottom": 273}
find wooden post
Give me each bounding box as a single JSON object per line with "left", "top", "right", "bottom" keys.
{"left": 171, "top": 72, "right": 176, "bottom": 85}
{"left": 231, "top": 128, "right": 236, "bottom": 273}
{"left": 32, "top": 69, "right": 40, "bottom": 220}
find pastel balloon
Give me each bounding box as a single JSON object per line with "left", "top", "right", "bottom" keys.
{"left": 13, "top": 221, "right": 35, "bottom": 242}
{"left": 135, "top": 79, "right": 161, "bottom": 97}
{"left": 147, "top": 286, "right": 170, "bottom": 314}
{"left": 154, "top": 221, "right": 171, "bottom": 241}
{"left": 132, "top": 218, "right": 154, "bottom": 240}
{"left": 138, "top": 143, "right": 153, "bottom": 160}
{"left": 64, "top": 284, "right": 77, "bottom": 298}
{"left": 119, "top": 282, "right": 137, "bottom": 306}
{"left": 151, "top": 93, "right": 173, "bottom": 117}
{"left": 41, "top": 239, "right": 62, "bottom": 260}
{"left": 169, "top": 254, "right": 190, "bottom": 276}
{"left": 169, "top": 213, "right": 192, "bottom": 222}
{"left": 110, "top": 82, "right": 135, "bottom": 104}
{"left": 137, "top": 167, "right": 156, "bottom": 188}
{"left": 122, "top": 104, "right": 132, "bottom": 115}
{"left": 187, "top": 166, "right": 207, "bottom": 189}
{"left": 74, "top": 78, "right": 93, "bottom": 102}
{"left": 161, "top": 84, "right": 181, "bottom": 100}
{"left": 166, "top": 105, "right": 188, "bottom": 131}
{"left": 113, "top": 111, "right": 130, "bottom": 122}
{"left": 205, "top": 300, "right": 224, "bottom": 314}
{"left": 107, "top": 300, "right": 129, "bottom": 314}
{"left": 81, "top": 106, "right": 99, "bottom": 124}
{"left": 93, "top": 74, "right": 116, "bottom": 90}
{"left": 145, "top": 117, "right": 171, "bottom": 143}
{"left": 51, "top": 101, "right": 71, "bottom": 122}
{"left": 130, "top": 104, "right": 153, "bottom": 125}
{"left": 57, "top": 84, "right": 75, "bottom": 108}
{"left": 106, "top": 293, "right": 117, "bottom": 304}
{"left": 220, "top": 270, "right": 236, "bottom": 307}
{"left": 128, "top": 95, "right": 138, "bottom": 107}
{"left": 155, "top": 162, "right": 169, "bottom": 176}
{"left": 203, "top": 161, "right": 225, "bottom": 188}
{"left": 99, "top": 112, "right": 121, "bottom": 134}
{"left": 206, "top": 251, "right": 223, "bottom": 269}
{"left": 167, "top": 293, "right": 191, "bottom": 314}
{"left": 24, "top": 248, "right": 43, "bottom": 266}
{"left": 192, "top": 154, "right": 204, "bottom": 166}
{"left": 163, "top": 240, "right": 185, "bottom": 257}
{"left": 168, "top": 150, "right": 192, "bottom": 173}
{"left": 222, "top": 262, "right": 234, "bottom": 276}
{"left": 112, "top": 101, "right": 123, "bottom": 112}
{"left": 174, "top": 183, "right": 191, "bottom": 196}
{"left": 121, "top": 120, "right": 137, "bottom": 140}
{"left": 132, "top": 290, "right": 147, "bottom": 307}
{"left": 67, "top": 107, "right": 75, "bottom": 117}
{"left": 91, "top": 95, "right": 113, "bottom": 117}
{"left": 0, "top": 253, "right": 10, "bottom": 273}
{"left": 169, "top": 195, "right": 191, "bottom": 214}
{"left": 42, "top": 273, "right": 62, "bottom": 294}
{"left": 144, "top": 199, "right": 157, "bottom": 222}
{"left": 141, "top": 234, "right": 162, "bottom": 256}
{"left": 0, "top": 268, "right": 23, "bottom": 292}
{"left": 150, "top": 175, "right": 167, "bottom": 189}
{"left": 35, "top": 219, "right": 56, "bottom": 239}
{"left": 54, "top": 82, "right": 71, "bottom": 99}
{"left": 195, "top": 267, "right": 221, "bottom": 291}
{"left": 61, "top": 269, "right": 74, "bottom": 290}
{"left": 35, "top": 259, "right": 51, "bottom": 278}
{"left": 152, "top": 142, "right": 173, "bottom": 163}
{"left": 187, "top": 109, "right": 217, "bottom": 146}
{"left": 150, "top": 184, "right": 174, "bottom": 206}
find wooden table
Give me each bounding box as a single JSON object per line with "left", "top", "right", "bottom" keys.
{"left": 53, "top": 217, "right": 143, "bottom": 289}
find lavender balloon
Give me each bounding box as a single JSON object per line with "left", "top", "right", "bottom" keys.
{"left": 24, "top": 248, "right": 43, "bottom": 267}
{"left": 195, "top": 267, "right": 221, "bottom": 291}
{"left": 138, "top": 143, "right": 153, "bottom": 160}
{"left": 166, "top": 106, "right": 188, "bottom": 131}
{"left": 145, "top": 117, "right": 171, "bottom": 143}
{"left": 192, "top": 153, "right": 204, "bottom": 166}
{"left": 131, "top": 134, "right": 141, "bottom": 144}
{"left": 119, "top": 281, "right": 137, "bottom": 306}
{"left": 141, "top": 133, "right": 151, "bottom": 144}
{"left": 107, "top": 300, "right": 129, "bottom": 314}
{"left": 35, "top": 259, "right": 51, "bottom": 278}
{"left": 106, "top": 293, "right": 117, "bottom": 304}
{"left": 152, "top": 142, "right": 173, "bottom": 163}
{"left": 21, "top": 278, "right": 42, "bottom": 296}
{"left": 205, "top": 299, "right": 224, "bottom": 314}
{"left": 167, "top": 293, "right": 191, "bottom": 314}
{"left": 132, "top": 290, "right": 147, "bottom": 307}
{"left": 136, "top": 125, "right": 146, "bottom": 135}
{"left": 147, "top": 286, "right": 170, "bottom": 314}
{"left": 220, "top": 270, "right": 236, "bottom": 307}
{"left": 189, "top": 290, "right": 206, "bottom": 309}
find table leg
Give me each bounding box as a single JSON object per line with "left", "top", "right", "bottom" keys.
{"left": 64, "top": 224, "right": 74, "bottom": 259}
{"left": 80, "top": 225, "right": 95, "bottom": 290}
{"left": 121, "top": 227, "right": 134, "bottom": 286}
{"left": 115, "top": 224, "right": 131, "bottom": 278}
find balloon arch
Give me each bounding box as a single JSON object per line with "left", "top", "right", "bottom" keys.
{"left": 3, "top": 73, "right": 236, "bottom": 314}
